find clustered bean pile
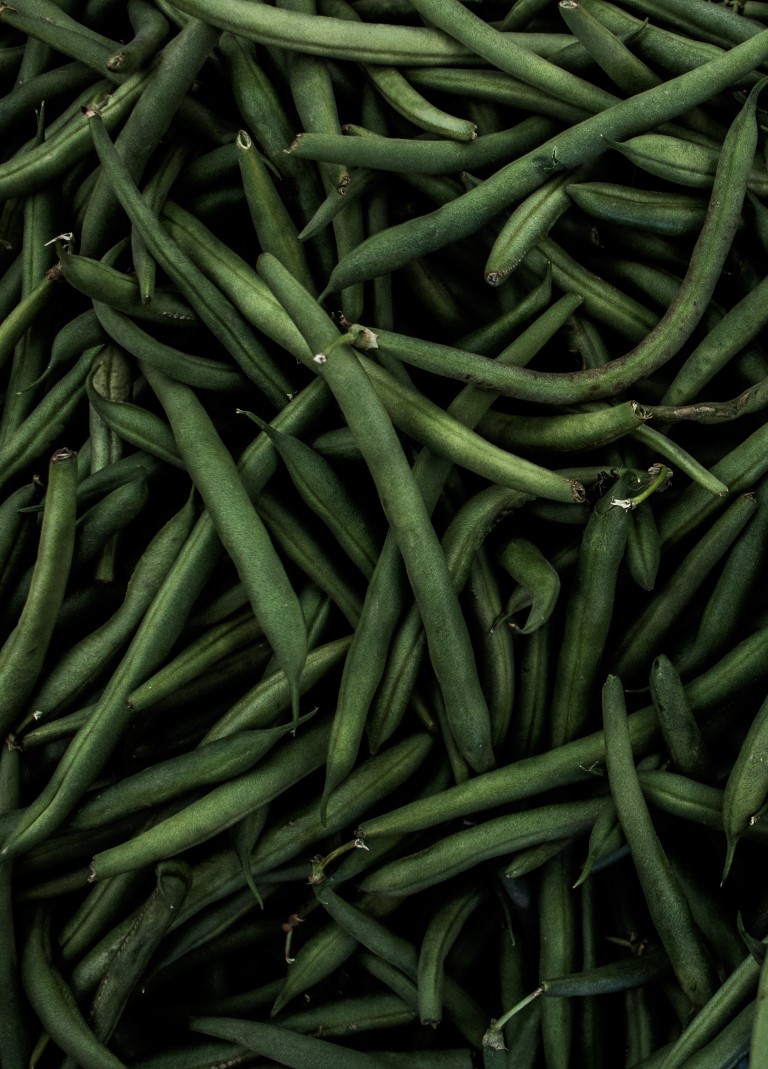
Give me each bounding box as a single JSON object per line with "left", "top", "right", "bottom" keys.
{"left": 3, "top": 1, "right": 768, "bottom": 1067}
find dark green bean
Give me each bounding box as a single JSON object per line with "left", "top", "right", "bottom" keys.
{"left": 20, "top": 905, "right": 126, "bottom": 1069}
{"left": 107, "top": 0, "right": 170, "bottom": 74}
{"left": 90, "top": 862, "right": 191, "bottom": 1042}
{"left": 0, "top": 449, "right": 78, "bottom": 739}
{"left": 567, "top": 182, "right": 706, "bottom": 236}
{"left": 649, "top": 656, "right": 715, "bottom": 782}
{"left": 361, "top": 798, "right": 602, "bottom": 896}
{"left": 140, "top": 364, "right": 308, "bottom": 724}
{"left": 191, "top": 1016, "right": 390, "bottom": 1069}
{"left": 602, "top": 675, "right": 718, "bottom": 1007}
{"left": 288, "top": 118, "right": 558, "bottom": 176}
{"left": 58, "top": 248, "right": 196, "bottom": 326}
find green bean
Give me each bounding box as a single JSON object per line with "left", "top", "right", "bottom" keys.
{"left": 70, "top": 476, "right": 148, "bottom": 574}
{"left": 361, "top": 798, "right": 602, "bottom": 896}
{"left": 285, "top": 0, "right": 365, "bottom": 316}
{"left": 160, "top": 201, "right": 310, "bottom": 360}
{"left": 240, "top": 412, "right": 379, "bottom": 578}
{"left": 620, "top": 0, "right": 760, "bottom": 46}
{"left": 368, "top": 484, "right": 529, "bottom": 752}
{"left": 408, "top": 0, "right": 620, "bottom": 114}
{"left": 558, "top": 0, "right": 661, "bottom": 95}
{"left": 141, "top": 364, "right": 308, "bottom": 724}
{"left": 90, "top": 861, "right": 191, "bottom": 1042}
{"left": 71, "top": 718, "right": 318, "bottom": 834}
{"left": 313, "top": 884, "right": 487, "bottom": 1047}
{"left": 572, "top": 793, "right": 622, "bottom": 889}
{"left": 216, "top": 32, "right": 325, "bottom": 230}
{"left": 485, "top": 171, "right": 577, "bottom": 285}
{"left": 0, "top": 481, "right": 38, "bottom": 593}
{"left": 607, "top": 130, "right": 768, "bottom": 192}
{"left": 479, "top": 401, "right": 649, "bottom": 455}
{"left": 614, "top": 493, "right": 758, "bottom": 678}
{"left": 657, "top": 951, "right": 759, "bottom": 1069}
{"left": 549, "top": 473, "right": 635, "bottom": 747}
{"left": 0, "top": 7, "right": 118, "bottom": 76}
{"left": 323, "top": 33, "right": 768, "bottom": 298}
{"left": 236, "top": 129, "right": 315, "bottom": 294}
{"left": 259, "top": 259, "right": 496, "bottom": 775}
{"left": 239, "top": 732, "right": 434, "bottom": 894}
{"left": 96, "top": 306, "right": 242, "bottom": 393}
{"left": 256, "top": 491, "right": 364, "bottom": 625}
{"left": 58, "top": 868, "right": 150, "bottom": 964}
{"left": 86, "top": 362, "right": 183, "bottom": 469}
{"left": 21, "top": 905, "right": 127, "bottom": 1069}
{"left": 669, "top": 856, "right": 746, "bottom": 978}
{"left": 649, "top": 656, "right": 714, "bottom": 782}
{"left": 722, "top": 686, "right": 768, "bottom": 879}
{"left": 325, "top": 0, "right": 476, "bottom": 140}
{"left": 166, "top": 0, "right": 563, "bottom": 65}
{"left": 675, "top": 1002, "right": 755, "bottom": 1069}
{"left": 677, "top": 476, "right": 768, "bottom": 677}
{"left": 125, "top": 608, "right": 265, "bottom": 715}
{"left": 663, "top": 272, "right": 768, "bottom": 405}
{"left": 271, "top": 894, "right": 400, "bottom": 1016}
{"left": 0, "top": 264, "right": 61, "bottom": 375}
{"left": 0, "top": 448, "right": 78, "bottom": 739}
{"left": 58, "top": 247, "right": 196, "bottom": 325}
{"left": 602, "top": 675, "right": 718, "bottom": 1007}
{"left": 107, "top": 0, "right": 170, "bottom": 74}
{"left": 533, "top": 853, "right": 574, "bottom": 1069}
{"left": 1, "top": 124, "right": 58, "bottom": 438}
{"left": 144, "top": 890, "right": 273, "bottom": 984}
{"left": 418, "top": 888, "right": 486, "bottom": 1027}
{"left": 510, "top": 621, "right": 553, "bottom": 763}
{"left": 364, "top": 352, "right": 585, "bottom": 502}
{"left": 631, "top": 424, "right": 728, "bottom": 496}
{"left": 465, "top": 548, "right": 516, "bottom": 749}
{"left": 288, "top": 118, "right": 557, "bottom": 176}
{"left": 88, "top": 718, "right": 331, "bottom": 881}
{"left": 406, "top": 66, "right": 592, "bottom": 127}
{"left": 566, "top": 182, "right": 706, "bottom": 236}
{"left": 299, "top": 166, "right": 378, "bottom": 242}
{"left": 456, "top": 268, "right": 552, "bottom": 356}
{"left": 657, "top": 419, "right": 768, "bottom": 549}
{"left": 504, "top": 839, "right": 574, "bottom": 881}
{"left": 278, "top": 993, "right": 416, "bottom": 1038}
{"left": 191, "top": 1016, "right": 389, "bottom": 1069}
{"left": 542, "top": 946, "right": 671, "bottom": 1000}
{"left": 522, "top": 237, "right": 659, "bottom": 343}
{"left": 86, "top": 111, "right": 294, "bottom": 407}
{"left": 494, "top": 537, "right": 560, "bottom": 636}
{"left": 0, "top": 745, "right": 26, "bottom": 1069}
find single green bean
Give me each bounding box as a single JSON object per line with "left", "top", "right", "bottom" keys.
{"left": 141, "top": 364, "right": 308, "bottom": 724}
{"left": 0, "top": 449, "right": 78, "bottom": 739}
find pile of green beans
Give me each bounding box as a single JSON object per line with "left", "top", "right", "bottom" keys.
{"left": 5, "top": 1, "right": 768, "bottom": 1066}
